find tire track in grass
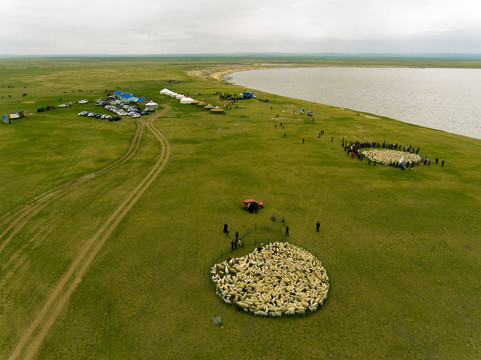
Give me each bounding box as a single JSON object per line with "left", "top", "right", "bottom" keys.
{"left": 8, "top": 111, "right": 171, "bottom": 360}
{"left": 0, "top": 226, "right": 51, "bottom": 290}
{"left": 0, "top": 121, "right": 145, "bottom": 256}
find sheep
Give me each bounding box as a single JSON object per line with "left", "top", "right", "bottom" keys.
{"left": 211, "top": 242, "right": 329, "bottom": 317}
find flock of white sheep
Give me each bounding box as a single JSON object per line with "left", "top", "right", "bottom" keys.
{"left": 211, "top": 242, "right": 329, "bottom": 317}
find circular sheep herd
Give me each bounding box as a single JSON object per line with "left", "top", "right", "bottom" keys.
{"left": 362, "top": 149, "right": 422, "bottom": 165}
{"left": 211, "top": 242, "right": 329, "bottom": 317}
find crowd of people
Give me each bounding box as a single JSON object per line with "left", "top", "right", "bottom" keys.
{"left": 343, "top": 139, "right": 445, "bottom": 170}
{"left": 343, "top": 139, "right": 420, "bottom": 154}
{"left": 216, "top": 91, "right": 243, "bottom": 102}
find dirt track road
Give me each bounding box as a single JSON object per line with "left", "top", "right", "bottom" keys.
{"left": 6, "top": 108, "right": 171, "bottom": 360}
{"left": 0, "top": 119, "right": 145, "bottom": 255}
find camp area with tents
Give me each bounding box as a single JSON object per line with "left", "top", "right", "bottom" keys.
{"left": 160, "top": 88, "right": 227, "bottom": 114}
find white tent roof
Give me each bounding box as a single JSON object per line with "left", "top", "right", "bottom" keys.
{"left": 180, "top": 97, "right": 194, "bottom": 104}
{"left": 160, "top": 88, "right": 170, "bottom": 94}
{"left": 175, "top": 94, "right": 184, "bottom": 99}
{"left": 145, "top": 101, "right": 158, "bottom": 106}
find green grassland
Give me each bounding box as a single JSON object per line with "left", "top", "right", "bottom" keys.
{"left": 1, "top": 57, "right": 481, "bottom": 359}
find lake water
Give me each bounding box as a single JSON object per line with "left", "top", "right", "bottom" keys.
{"left": 228, "top": 67, "right": 481, "bottom": 140}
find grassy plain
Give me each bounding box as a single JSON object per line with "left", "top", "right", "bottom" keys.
{"left": 0, "top": 57, "right": 480, "bottom": 359}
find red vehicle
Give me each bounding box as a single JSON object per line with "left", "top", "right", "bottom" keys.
{"left": 242, "top": 199, "right": 264, "bottom": 209}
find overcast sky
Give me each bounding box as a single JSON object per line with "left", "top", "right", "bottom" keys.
{"left": 1, "top": 0, "right": 481, "bottom": 55}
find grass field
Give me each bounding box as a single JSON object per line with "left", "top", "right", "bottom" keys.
{"left": 1, "top": 57, "right": 481, "bottom": 359}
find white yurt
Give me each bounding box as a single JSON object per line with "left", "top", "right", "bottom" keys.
{"left": 175, "top": 94, "right": 184, "bottom": 100}
{"left": 160, "top": 88, "right": 170, "bottom": 95}
{"left": 145, "top": 101, "right": 158, "bottom": 110}
{"left": 180, "top": 97, "right": 194, "bottom": 104}
{"left": 170, "top": 93, "right": 179, "bottom": 98}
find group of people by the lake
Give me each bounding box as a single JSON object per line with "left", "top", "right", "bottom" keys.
{"left": 344, "top": 139, "right": 445, "bottom": 169}
{"left": 343, "top": 139, "right": 419, "bottom": 154}
{"left": 216, "top": 91, "right": 243, "bottom": 102}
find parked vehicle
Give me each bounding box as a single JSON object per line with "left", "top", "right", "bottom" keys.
{"left": 242, "top": 199, "right": 264, "bottom": 209}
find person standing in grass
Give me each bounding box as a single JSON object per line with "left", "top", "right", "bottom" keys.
{"left": 316, "top": 221, "right": 320, "bottom": 232}
{"left": 285, "top": 226, "right": 289, "bottom": 236}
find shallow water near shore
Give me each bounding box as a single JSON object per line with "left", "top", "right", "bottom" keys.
{"left": 228, "top": 67, "right": 481, "bottom": 140}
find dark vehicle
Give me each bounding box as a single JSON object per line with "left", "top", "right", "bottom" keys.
{"left": 307, "top": 111, "right": 313, "bottom": 116}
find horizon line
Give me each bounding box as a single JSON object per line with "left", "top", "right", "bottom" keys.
{"left": 1, "top": 52, "right": 481, "bottom": 59}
